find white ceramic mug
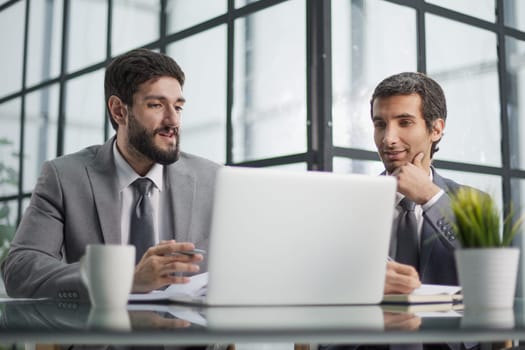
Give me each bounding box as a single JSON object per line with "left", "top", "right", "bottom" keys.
{"left": 80, "top": 244, "right": 135, "bottom": 308}
{"left": 88, "top": 306, "right": 131, "bottom": 331}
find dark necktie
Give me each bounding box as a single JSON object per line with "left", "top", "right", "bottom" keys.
{"left": 129, "top": 178, "right": 155, "bottom": 264}
{"left": 395, "top": 197, "right": 420, "bottom": 271}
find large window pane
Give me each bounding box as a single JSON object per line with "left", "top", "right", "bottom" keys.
{"left": 426, "top": 0, "right": 495, "bottom": 22}
{"left": 333, "top": 158, "right": 384, "bottom": 176}
{"left": 235, "top": 0, "right": 261, "bottom": 8}
{"left": 64, "top": 70, "right": 106, "bottom": 154}
{"left": 0, "top": 99, "right": 21, "bottom": 197}
{"left": 507, "top": 37, "right": 525, "bottom": 169}
{"left": 426, "top": 15, "right": 500, "bottom": 167}
{"left": 0, "top": 200, "right": 18, "bottom": 266}
{"left": 68, "top": 0, "right": 107, "bottom": 73}
{"left": 167, "top": 26, "right": 227, "bottom": 164}
{"left": 504, "top": 0, "right": 525, "bottom": 32}
{"left": 166, "top": 0, "right": 226, "bottom": 33}
{"left": 439, "top": 170, "right": 503, "bottom": 212}
{"left": 268, "top": 163, "right": 307, "bottom": 171}
{"left": 233, "top": 0, "right": 306, "bottom": 162}
{"left": 0, "top": 1, "right": 24, "bottom": 98}
{"left": 24, "top": 85, "right": 59, "bottom": 192}
{"left": 26, "top": 0, "right": 63, "bottom": 87}
{"left": 332, "top": 0, "right": 416, "bottom": 151}
{"left": 112, "top": 0, "right": 160, "bottom": 56}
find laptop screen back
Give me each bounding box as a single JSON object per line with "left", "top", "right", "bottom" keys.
{"left": 206, "top": 166, "right": 396, "bottom": 305}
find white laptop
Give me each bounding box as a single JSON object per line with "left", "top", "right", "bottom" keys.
{"left": 130, "top": 166, "right": 396, "bottom": 306}
{"left": 202, "top": 166, "right": 396, "bottom": 306}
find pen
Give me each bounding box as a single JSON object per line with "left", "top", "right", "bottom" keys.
{"left": 168, "top": 248, "right": 206, "bottom": 257}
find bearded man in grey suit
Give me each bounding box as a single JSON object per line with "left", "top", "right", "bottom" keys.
{"left": 2, "top": 48, "right": 220, "bottom": 300}
{"left": 373, "top": 72, "right": 469, "bottom": 295}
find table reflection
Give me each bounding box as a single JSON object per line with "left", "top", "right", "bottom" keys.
{"left": 2, "top": 299, "right": 524, "bottom": 335}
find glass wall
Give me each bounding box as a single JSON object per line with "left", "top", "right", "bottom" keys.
{"left": 233, "top": 0, "right": 306, "bottom": 162}
{"left": 1, "top": 0, "right": 525, "bottom": 296}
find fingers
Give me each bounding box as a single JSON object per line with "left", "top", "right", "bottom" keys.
{"left": 384, "top": 261, "right": 421, "bottom": 294}
{"left": 159, "top": 259, "right": 201, "bottom": 276}
{"left": 132, "top": 240, "right": 205, "bottom": 293}
{"left": 388, "top": 261, "right": 419, "bottom": 278}
{"left": 146, "top": 240, "right": 197, "bottom": 257}
{"left": 384, "top": 312, "right": 422, "bottom": 331}
{"left": 130, "top": 311, "right": 191, "bottom": 329}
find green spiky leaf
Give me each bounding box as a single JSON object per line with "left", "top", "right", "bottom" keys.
{"left": 450, "top": 188, "right": 523, "bottom": 248}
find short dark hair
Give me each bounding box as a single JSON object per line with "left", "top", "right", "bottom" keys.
{"left": 104, "top": 48, "right": 185, "bottom": 130}
{"left": 370, "top": 72, "right": 447, "bottom": 158}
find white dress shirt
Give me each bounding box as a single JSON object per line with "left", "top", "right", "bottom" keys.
{"left": 113, "top": 141, "right": 171, "bottom": 246}
{"left": 388, "top": 170, "right": 445, "bottom": 258}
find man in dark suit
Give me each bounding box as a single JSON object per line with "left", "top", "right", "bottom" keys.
{"left": 2, "top": 49, "right": 220, "bottom": 300}
{"left": 372, "top": 72, "right": 481, "bottom": 350}
{"left": 374, "top": 72, "right": 464, "bottom": 295}
{"left": 322, "top": 73, "right": 480, "bottom": 350}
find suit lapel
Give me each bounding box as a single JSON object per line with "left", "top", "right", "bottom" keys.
{"left": 85, "top": 137, "right": 122, "bottom": 244}
{"left": 419, "top": 167, "right": 455, "bottom": 274}
{"left": 165, "top": 159, "right": 196, "bottom": 242}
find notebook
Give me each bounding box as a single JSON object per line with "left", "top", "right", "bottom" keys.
{"left": 130, "top": 166, "right": 397, "bottom": 306}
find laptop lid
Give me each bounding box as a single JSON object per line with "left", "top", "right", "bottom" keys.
{"left": 205, "top": 166, "right": 396, "bottom": 306}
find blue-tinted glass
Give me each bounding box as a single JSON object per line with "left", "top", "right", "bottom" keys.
{"left": 233, "top": 0, "right": 306, "bottom": 162}
{"left": 0, "top": 1, "right": 24, "bottom": 98}
{"left": 507, "top": 37, "right": 525, "bottom": 170}
{"left": 166, "top": 0, "right": 226, "bottom": 33}
{"left": 112, "top": 0, "right": 160, "bottom": 56}
{"left": 168, "top": 26, "right": 227, "bottom": 164}
{"left": 427, "top": 0, "right": 495, "bottom": 22}
{"left": 427, "top": 14, "right": 500, "bottom": 167}
{"left": 26, "top": 0, "right": 63, "bottom": 86}
{"left": 0, "top": 99, "right": 21, "bottom": 197}
{"left": 68, "top": 0, "right": 107, "bottom": 72}
{"left": 24, "top": 85, "right": 59, "bottom": 192}
{"left": 332, "top": 0, "right": 416, "bottom": 150}
{"left": 504, "top": 0, "right": 525, "bottom": 32}
{"left": 64, "top": 70, "right": 106, "bottom": 154}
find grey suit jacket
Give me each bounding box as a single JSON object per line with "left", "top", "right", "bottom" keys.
{"left": 1, "top": 137, "right": 220, "bottom": 300}
{"left": 384, "top": 166, "right": 471, "bottom": 285}
{"left": 417, "top": 167, "right": 464, "bottom": 285}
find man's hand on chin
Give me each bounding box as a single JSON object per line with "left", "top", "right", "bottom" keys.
{"left": 384, "top": 260, "right": 421, "bottom": 294}
{"left": 392, "top": 152, "right": 441, "bottom": 204}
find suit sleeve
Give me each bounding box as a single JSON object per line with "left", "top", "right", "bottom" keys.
{"left": 1, "top": 160, "right": 88, "bottom": 300}
{"left": 423, "top": 192, "right": 462, "bottom": 250}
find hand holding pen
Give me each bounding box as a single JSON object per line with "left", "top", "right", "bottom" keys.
{"left": 384, "top": 256, "right": 421, "bottom": 294}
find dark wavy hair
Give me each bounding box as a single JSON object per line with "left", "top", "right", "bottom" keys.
{"left": 370, "top": 72, "right": 447, "bottom": 158}
{"left": 104, "top": 48, "right": 185, "bottom": 130}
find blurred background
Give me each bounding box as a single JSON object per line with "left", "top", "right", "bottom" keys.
{"left": 0, "top": 0, "right": 524, "bottom": 295}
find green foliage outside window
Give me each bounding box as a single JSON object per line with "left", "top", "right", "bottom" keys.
{"left": 0, "top": 137, "right": 18, "bottom": 263}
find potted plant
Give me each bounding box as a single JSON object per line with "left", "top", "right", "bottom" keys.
{"left": 450, "top": 187, "right": 523, "bottom": 310}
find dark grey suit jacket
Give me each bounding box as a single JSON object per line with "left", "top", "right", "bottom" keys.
{"left": 418, "top": 167, "right": 463, "bottom": 285}
{"left": 1, "top": 137, "right": 220, "bottom": 300}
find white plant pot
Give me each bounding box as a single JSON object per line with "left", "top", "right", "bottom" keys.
{"left": 461, "top": 306, "right": 515, "bottom": 329}
{"left": 455, "top": 247, "right": 520, "bottom": 309}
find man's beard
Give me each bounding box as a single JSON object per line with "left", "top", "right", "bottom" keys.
{"left": 127, "top": 111, "right": 180, "bottom": 165}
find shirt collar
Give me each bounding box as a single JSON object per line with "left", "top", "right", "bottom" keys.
{"left": 112, "top": 140, "right": 164, "bottom": 192}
